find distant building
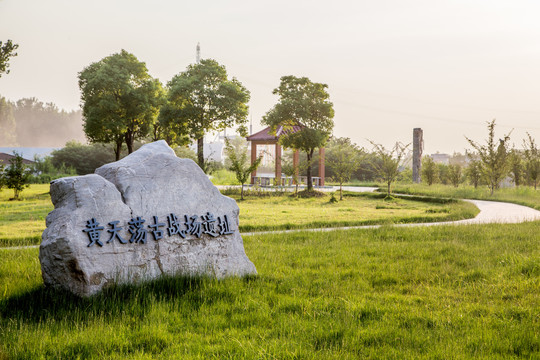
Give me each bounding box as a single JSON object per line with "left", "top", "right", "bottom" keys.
{"left": 0, "top": 147, "right": 59, "bottom": 161}
{"left": 430, "top": 153, "right": 450, "bottom": 165}
{"left": 0, "top": 152, "right": 35, "bottom": 166}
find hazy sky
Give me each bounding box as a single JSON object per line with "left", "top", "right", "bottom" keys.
{"left": 1, "top": 0, "right": 540, "bottom": 153}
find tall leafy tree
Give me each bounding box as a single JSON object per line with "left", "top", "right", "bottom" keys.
{"left": 160, "top": 59, "right": 250, "bottom": 171}
{"left": 368, "top": 141, "right": 410, "bottom": 195}
{"left": 78, "top": 50, "right": 164, "bottom": 160}
{"left": 523, "top": 133, "right": 540, "bottom": 189}
{"left": 326, "top": 137, "right": 361, "bottom": 200}
{"left": 0, "top": 40, "right": 18, "bottom": 77}
{"left": 263, "top": 76, "right": 334, "bottom": 191}
{"left": 466, "top": 120, "right": 511, "bottom": 195}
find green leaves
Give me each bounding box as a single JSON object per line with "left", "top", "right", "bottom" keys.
{"left": 160, "top": 59, "right": 250, "bottom": 168}
{"left": 466, "top": 120, "right": 512, "bottom": 194}
{"left": 262, "top": 75, "right": 335, "bottom": 190}
{"left": 78, "top": 50, "right": 164, "bottom": 158}
{"left": 0, "top": 40, "right": 18, "bottom": 77}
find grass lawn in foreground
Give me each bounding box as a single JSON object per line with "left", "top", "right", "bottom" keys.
{"left": 0, "top": 185, "right": 479, "bottom": 247}
{"left": 0, "top": 222, "right": 538, "bottom": 359}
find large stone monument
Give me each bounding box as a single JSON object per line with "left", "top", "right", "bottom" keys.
{"left": 39, "top": 141, "right": 257, "bottom": 297}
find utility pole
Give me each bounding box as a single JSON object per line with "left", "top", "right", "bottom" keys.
{"left": 413, "top": 128, "right": 423, "bottom": 183}
{"left": 196, "top": 42, "right": 200, "bottom": 64}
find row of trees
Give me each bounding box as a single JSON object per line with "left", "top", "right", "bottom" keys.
{"left": 0, "top": 96, "right": 85, "bottom": 147}
{"left": 420, "top": 120, "right": 540, "bottom": 194}
{"left": 79, "top": 51, "right": 251, "bottom": 168}
{"left": 79, "top": 50, "right": 335, "bottom": 191}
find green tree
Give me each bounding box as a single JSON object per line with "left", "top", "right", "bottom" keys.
{"left": 281, "top": 153, "right": 302, "bottom": 196}
{"left": 508, "top": 149, "right": 524, "bottom": 187}
{"left": 0, "top": 96, "right": 16, "bottom": 145}
{"left": 326, "top": 137, "right": 361, "bottom": 200}
{"left": 368, "top": 141, "right": 410, "bottom": 195}
{"left": 523, "top": 133, "right": 540, "bottom": 189}
{"left": 466, "top": 120, "right": 512, "bottom": 195}
{"left": 50, "top": 141, "right": 116, "bottom": 175}
{"left": 224, "top": 138, "right": 262, "bottom": 200}
{"left": 263, "top": 76, "right": 334, "bottom": 191}
{"left": 0, "top": 40, "right": 18, "bottom": 77}
{"left": 447, "top": 164, "right": 462, "bottom": 188}
{"left": 78, "top": 50, "right": 164, "bottom": 160}
{"left": 421, "top": 156, "right": 438, "bottom": 185}
{"left": 4, "top": 152, "right": 31, "bottom": 199}
{"left": 160, "top": 59, "right": 250, "bottom": 171}
{"left": 465, "top": 156, "right": 482, "bottom": 188}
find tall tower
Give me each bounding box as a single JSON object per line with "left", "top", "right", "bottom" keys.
{"left": 413, "top": 128, "right": 423, "bottom": 183}
{"left": 196, "top": 42, "right": 201, "bottom": 64}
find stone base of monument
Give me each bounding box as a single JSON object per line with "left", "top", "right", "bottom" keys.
{"left": 39, "top": 141, "right": 257, "bottom": 297}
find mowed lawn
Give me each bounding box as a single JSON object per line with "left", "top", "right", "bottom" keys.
{"left": 393, "top": 183, "right": 540, "bottom": 211}
{"left": 0, "top": 185, "right": 479, "bottom": 247}
{"left": 0, "top": 223, "right": 538, "bottom": 359}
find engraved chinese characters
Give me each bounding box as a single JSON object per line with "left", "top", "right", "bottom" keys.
{"left": 40, "top": 141, "right": 257, "bottom": 297}
{"left": 83, "top": 213, "right": 234, "bottom": 247}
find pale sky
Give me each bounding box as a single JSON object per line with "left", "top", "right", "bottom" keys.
{"left": 1, "top": 0, "right": 540, "bottom": 154}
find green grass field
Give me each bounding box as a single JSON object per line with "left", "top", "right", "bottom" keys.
{"left": 0, "top": 185, "right": 479, "bottom": 247}
{"left": 1, "top": 223, "right": 538, "bottom": 359}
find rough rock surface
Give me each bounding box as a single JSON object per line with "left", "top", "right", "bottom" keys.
{"left": 40, "top": 141, "right": 257, "bottom": 297}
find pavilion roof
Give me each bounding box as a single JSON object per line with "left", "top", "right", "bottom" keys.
{"left": 246, "top": 125, "right": 304, "bottom": 142}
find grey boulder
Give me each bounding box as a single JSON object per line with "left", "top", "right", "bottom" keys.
{"left": 40, "top": 141, "right": 256, "bottom": 297}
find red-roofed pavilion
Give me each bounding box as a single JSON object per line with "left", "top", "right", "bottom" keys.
{"left": 246, "top": 126, "right": 325, "bottom": 186}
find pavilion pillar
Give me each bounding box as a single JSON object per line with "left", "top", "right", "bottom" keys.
{"left": 275, "top": 143, "right": 282, "bottom": 186}
{"left": 318, "top": 147, "right": 325, "bottom": 187}
{"left": 250, "top": 142, "right": 257, "bottom": 184}
{"left": 293, "top": 150, "right": 300, "bottom": 184}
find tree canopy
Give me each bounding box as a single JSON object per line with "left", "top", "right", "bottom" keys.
{"left": 262, "top": 75, "right": 334, "bottom": 191}
{"left": 326, "top": 137, "right": 362, "bottom": 200}
{"left": 466, "top": 120, "right": 511, "bottom": 195}
{"left": 160, "top": 59, "right": 250, "bottom": 171}
{"left": 0, "top": 40, "right": 18, "bottom": 77}
{"left": 368, "top": 141, "right": 410, "bottom": 195}
{"left": 224, "top": 137, "right": 262, "bottom": 200}
{"left": 78, "top": 50, "right": 164, "bottom": 160}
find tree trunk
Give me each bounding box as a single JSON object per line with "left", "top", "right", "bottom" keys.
{"left": 339, "top": 182, "right": 343, "bottom": 200}
{"left": 306, "top": 149, "right": 314, "bottom": 191}
{"left": 125, "top": 131, "right": 134, "bottom": 154}
{"left": 197, "top": 137, "right": 204, "bottom": 170}
{"left": 240, "top": 183, "right": 244, "bottom": 200}
{"left": 115, "top": 137, "right": 123, "bottom": 161}
{"left": 387, "top": 181, "right": 391, "bottom": 195}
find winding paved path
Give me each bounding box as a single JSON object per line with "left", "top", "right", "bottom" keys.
{"left": 4, "top": 186, "right": 540, "bottom": 249}
{"left": 239, "top": 186, "right": 540, "bottom": 236}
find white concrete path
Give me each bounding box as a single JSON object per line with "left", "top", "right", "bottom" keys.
{"left": 4, "top": 186, "right": 540, "bottom": 249}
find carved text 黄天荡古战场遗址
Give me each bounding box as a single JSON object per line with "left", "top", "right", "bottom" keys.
{"left": 83, "top": 212, "right": 234, "bottom": 248}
